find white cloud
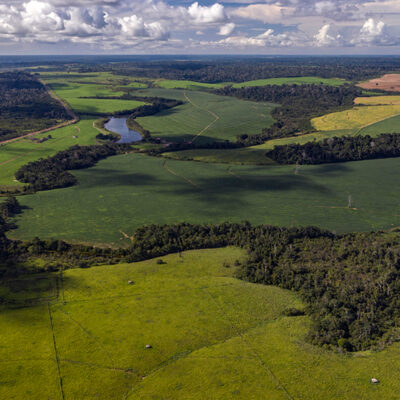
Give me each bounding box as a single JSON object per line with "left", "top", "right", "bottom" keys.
{"left": 218, "top": 22, "right": 235, "bottom": 35}
{"left": 231, "top": 4, "right": 289, "bottom": 23}
{"left": 314, "top": 24, "right": 341, "bottom": 46}
{"left": 188, "top": 2, "right": 227, "bottom": 24}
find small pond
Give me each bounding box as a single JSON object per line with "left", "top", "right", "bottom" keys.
{"left": 104, "top": 117, "right": 142, "bottom": 144}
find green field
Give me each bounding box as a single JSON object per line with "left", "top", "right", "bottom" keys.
{"left": 10, "top": 153, "right": 400, "bottom": 245}
{"left": 3, "top": 247, "right": 400, "bottom": 399}
{"left": 163, "top": 147, "right": 275, "bottom": 165}
{"left": 134, "top": 88, "right": 276, "bottom": 144}
{"left": 156, "top": 76, "right": 346, "bottom": 90}
{"left": 0, "top": 117, "right": 99, "bottom": 187}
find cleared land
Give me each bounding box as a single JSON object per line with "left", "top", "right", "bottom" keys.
{"left": 312, "top": 105, "right": 400, "bottom": 131}
{"left": 358, "top": 74, "right": 400, "bottom": 92}
{"left": 355, "top": 96, "right": 400, "bottom": 105}
{"left": 0, "top": 117, "right": 99, "bottom": 187}
{"left": 10, "top": 154, "right": 400, "bottom": 244}
{"left": 156, "top": 77, "right": 346, "bottom": 90}
{"left": 3, "top": 247, "right": 400, "bottom": 399}
{"left": 135, "top": 88, "right": 276, "bottom": 144}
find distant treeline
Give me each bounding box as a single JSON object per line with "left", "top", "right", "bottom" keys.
{"left": 77, "top": 57, "right": 400, "bottom": 82}
{"left": 267, "top": 133, "right": 400, "bottom": 164}
{"left": 2, "top": 216, "right": 400, "bottom": 352}
{"left": 0, "top": 72, "right": 72, "bottom": 141}
{"left": 14, "top": 143, "right": 131, "bottom": 191}
{"left": 214, "top": 84, "right": 361, "bottom": 144}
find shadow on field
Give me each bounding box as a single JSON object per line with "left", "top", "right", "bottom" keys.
{"left": 302, "top": 163, "right": 352, "bottom": 177}
{"left": 77, "top": 169, "right": 158, "bottom": 188}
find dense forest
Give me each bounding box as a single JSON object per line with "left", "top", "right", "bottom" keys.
{"left": 267, "top": 133, "right": 400, "bottom": 164}
{"left": 214, "top": 84, "right": 361, "bottom": 144}
{"left": 14, "top": 143, "right": 131, "bottom": 191}
{"left": 2, "top": 207, "right": 400, "bottom": 353}
{"left": 0, "top": 72, "right": 72, "bottom": 141}
{"left": 77, "top": 57, "right": 400, "bottom": 83}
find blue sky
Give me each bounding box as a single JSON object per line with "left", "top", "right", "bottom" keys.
{"left": 0, "top": 0, "right": 399, "bottom": 54}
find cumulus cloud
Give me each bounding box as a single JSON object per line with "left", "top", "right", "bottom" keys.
{"left": 314, "top": 24, "right": 341, "bottom": 46}
{"left": 218, "top": 22, "right": 235, "bottom": 36}
{"left": 188, "top": 2, "right": 227, "bottom": 24}
{"left": 231, "top": 4, "right": 289, "bottom": 23}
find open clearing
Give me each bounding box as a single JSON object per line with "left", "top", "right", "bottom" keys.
{"left": 3, "top": 247, "right": 400, "bottom": 399}
{"left": 135, "top": 88, "right": 276, "bottom": 144}
{"left": 10, "top": 153, "right": 400, "bottom": 244}
{"left": 358, "top": 74, "right": 400, "bottom": 92}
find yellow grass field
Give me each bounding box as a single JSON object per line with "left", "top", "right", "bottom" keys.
{"left": 354, "top": 96, "right": 400, "bottom": 105}
{"left": 312, "top": 105, "right": 400, "bottom": 131}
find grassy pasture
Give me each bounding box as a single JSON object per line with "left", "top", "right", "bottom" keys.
{"left": 3, "top": 248, "right": 400, "bottom": 399}
{"left": 10, "top": 153, "right": 400, "bottom": 244}
{"left": 0, "top": 117, "right": 99, "bottom": 187}
{"left": 156, "top": 79, "right": 230, "bottom": 90}
{"left": 312, "top": 105, "right": 400, "bottom": 131}
{"left": 134, "top": 88, "right": 276, "bottom": 144}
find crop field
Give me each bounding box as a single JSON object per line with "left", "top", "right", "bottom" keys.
{"left": 42, "top": 81, "right": 147, "bottom": 114}
{"left": 135, "top": 88, "right": 276, "bottom": 143}
{"left": 312, "top": 105, "right": 400, "bottom": 131}
{"left": 0, "top": 117, "right": 99, "bottom": 187}
{"left": 163, "top": 147, "right": 275, "bottom": 165}
{"left": 355, "top": 96, "right": 400, "bottom": 105}
{"left": 3, "top": 247, "right": 400, "bottom": 399}
{"left": 156, "top": 76, "right": 346, "bottom": 90}
{"left": 10, "top": 153, "right": 400, "bottom": 244}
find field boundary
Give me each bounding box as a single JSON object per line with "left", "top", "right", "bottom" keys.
{"left": 183, "top": 91, "right": 220, "bottom": 143}
{"left": 48, "top": 302, "right": 65, "bottom": 400}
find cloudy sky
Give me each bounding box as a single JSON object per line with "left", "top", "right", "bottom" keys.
{"left": 0, "top": 0, "right": 399, "bottom": 54}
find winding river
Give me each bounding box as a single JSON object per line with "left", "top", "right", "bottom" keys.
{"left": 104, "top": 117, "right": 142, "bottom": 144}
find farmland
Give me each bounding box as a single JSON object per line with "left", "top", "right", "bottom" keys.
{"left": 312, "top": 104, "right": 400, "bottom": 131}
{"left": 358, "top": 73, "right": 400, "bottom": 92}
{"left": 3, "top": 247, "right": 400, "bottom": 399}
{"left": 156, "top": 76, "right": 346, "bottom": 90}
{"left": 135, "top": 88, "right": 276, "bottom": 144}
{"left": 0, "top": 117, "right": 99, "bottom": 187}
{"left": 10, "top": 153, "right": 400, "bottom": 245}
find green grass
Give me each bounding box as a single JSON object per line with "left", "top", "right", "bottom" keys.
{"left": 0, "top": 117, "right": 99, "bottom": 186}
{"left": 163, "top": 147, "right": 275, "bottom": 165}
{"left": 10, "top": 153, "right": 400, "bottom": 245}
{"left": 134, "top": 88, "right": 276, "bottom": 144}
{"left": 3, "top": 247, "right": 400, "bottom": 399}
{"left": 44, "top": 81, "right": 147, "bottom": 114}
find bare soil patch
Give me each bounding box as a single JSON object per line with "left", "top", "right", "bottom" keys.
{"left": 358, "top": 74, "right": 400, "bottom": 92}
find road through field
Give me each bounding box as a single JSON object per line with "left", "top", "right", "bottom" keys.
{"left": 183, "top": 91, "right": 220, "bottom": 143}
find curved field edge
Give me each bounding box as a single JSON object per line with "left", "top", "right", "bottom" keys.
{"left": 3, "top": 247, "right": 400, "bottom": 400}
